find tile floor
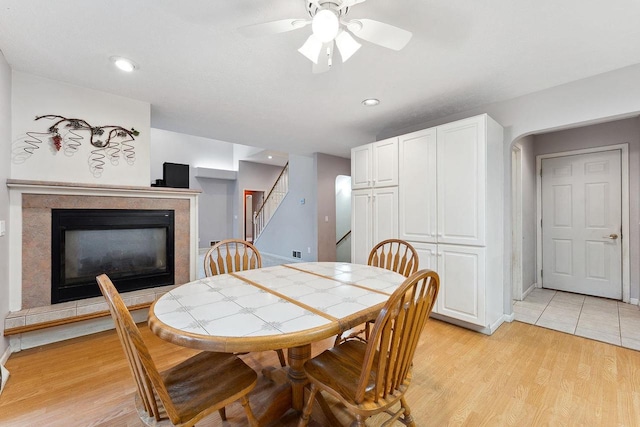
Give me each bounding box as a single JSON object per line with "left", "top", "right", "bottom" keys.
{"left": 514, "top": 288, "right": 640, "bottom": 351}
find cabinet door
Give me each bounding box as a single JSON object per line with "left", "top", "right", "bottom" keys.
{"left": 372, "top": 187, "right": 398, "bottom": 246}
{"left": 351, "top": 144, "right": 372, "bottom": 189}
{"left": 351, "top": 189, "right": 372, "bottom": 265}
{"left": 436, "top": 244, "right": 485, "bottom": 326}
{"left": 399, "top": 129, "right": 437, "bottom": 243}
{"left": 373, "top": 138, "right": 398, "bottom": 187}
{"left": 411, "top": 242, "right": 439, "bottom": 313}
{"left": 437, "top": 116, "right": 486, "bottom": 246}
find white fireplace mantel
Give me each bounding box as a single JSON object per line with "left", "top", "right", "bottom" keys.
{"left": 7, "top": 179, "right": 200, "bottom": 311}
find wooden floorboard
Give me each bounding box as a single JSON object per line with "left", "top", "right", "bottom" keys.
{"left": 1, "top": 319, "right": 639, "bottom": 426}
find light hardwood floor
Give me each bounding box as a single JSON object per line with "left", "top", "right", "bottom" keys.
{"left": 1, "top": 319, "right": 640, "bottom": 426}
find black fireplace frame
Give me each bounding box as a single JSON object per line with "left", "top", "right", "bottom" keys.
{"left": 51, "top": 209, "right": 175, "bottom": 304}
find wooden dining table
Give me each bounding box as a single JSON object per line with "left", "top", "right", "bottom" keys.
{"left": 148, "top": 262, "right": 406, "bottom": 424}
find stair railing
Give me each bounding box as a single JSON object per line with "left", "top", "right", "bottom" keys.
{"left": 253, "top": 162, "right": 289, "bottom": 240}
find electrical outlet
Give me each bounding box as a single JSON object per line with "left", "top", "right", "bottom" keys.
{"left": 0, "top": 220, "right": 5, "bottom": 237}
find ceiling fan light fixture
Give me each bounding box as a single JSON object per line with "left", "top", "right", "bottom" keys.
{"left": 312, "top": 9, "right": 340, "bottom": 43}
{"left": 298, "top": 34, "right": 323, "bottom": 64}
{"left": 335, "top": 31, "right": 361, "bottom": 62}
{"left": 362, "top": 98, "right": 380, "bottom": 107}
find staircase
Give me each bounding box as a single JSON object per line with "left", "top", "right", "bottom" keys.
{"left": 253, "top": 162, "right": 289, "bottom": 241}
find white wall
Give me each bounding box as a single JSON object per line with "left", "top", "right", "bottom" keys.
{"left": 336, "top": 175, "right": 352, "bottom": 263}
{"left": 518, "top": 136, "right": 537, "bottom": 292}
{"left": 255, "top": 155, "right": 317, "bottom": 261}
{"left": 315, "top": 153, "right": 351, "bottom": 262}
{"left": 380, "top": 64, "right": 640, "bottom": 313}
{"left": 11, "top": 72, "right": 150, "bottom": 186}
{"left": 150, "top": 128, "right": 236, "bottom": 245}
{"left": 235, "top": 160, "right": 285, "bottom": 240}
{"left": 0, "top": 52, "right": 12, "bottom": 360}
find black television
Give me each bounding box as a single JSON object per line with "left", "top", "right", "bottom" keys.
{"left": 163, "top": 162, "right": 189, "bottom": 189}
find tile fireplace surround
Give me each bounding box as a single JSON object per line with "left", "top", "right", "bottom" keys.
{"left": 5, "top": 179, "right": 200, "bottom": 350}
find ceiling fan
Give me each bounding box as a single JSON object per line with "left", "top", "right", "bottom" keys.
{"left": 240, "top": 0, "right": 413, "bottom": 73}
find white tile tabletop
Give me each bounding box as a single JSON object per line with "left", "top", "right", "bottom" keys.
{"left": 152, "top": 262, "right": 405, "bottom": 341}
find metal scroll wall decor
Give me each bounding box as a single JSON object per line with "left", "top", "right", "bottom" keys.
{"left": 16, "top": 115, "right": 140, "bottom": 178}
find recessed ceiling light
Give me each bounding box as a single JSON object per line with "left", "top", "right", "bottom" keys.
{"left": 362, "top": 98, "right": 380, "bottom": 107}
{"left": 268, "top": 155, "right": 273, "bottom": 159}
{"left": 110, "top": 56, "right": 137, "bottom": 72}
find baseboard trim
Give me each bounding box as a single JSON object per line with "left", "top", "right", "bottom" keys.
{"left": 521, "top": 283, "right": 537, "bottom": 300}
{"left": 630, "top": 298, "right": 639, "bottom": 306}
{"left": 259, "top": 251, "right": 300, "bottom": 264}
{"left": 430, "top": 313, "right": 507, "bottom": 336}
{"left": 0, "top": 346, "right": 10, "bottom": 366}
{"left": 0, "top": 346, "right": 11, "bottom": 395}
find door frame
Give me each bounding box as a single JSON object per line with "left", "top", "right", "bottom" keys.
{"left": 243, "top": 189, "right": 264, "bottom": 242}
{"left": 536, "top": 144, "right": 630, "bottom": 302}
{"left": 511, "top": 145, "right": 523, "bottom": 300}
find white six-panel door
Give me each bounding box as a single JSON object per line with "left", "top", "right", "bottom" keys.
{"left": 541, "top": 150, "right": 622, "bottom": 299}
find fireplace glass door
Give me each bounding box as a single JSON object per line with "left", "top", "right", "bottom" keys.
{"left": 51, "top": 209, "right": 175, "bottom": 303}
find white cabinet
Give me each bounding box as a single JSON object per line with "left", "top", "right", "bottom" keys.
{"left": 399, "top": 128, "right": 437, "bottom": 242}
{"left": 351, "top": 138, "right": 398, "bottom": 190}
{"left": 351, "top": 145, "right": 372, "bottom": 190}
{"left": 435, "top": 245, "right": 486, "bottom": 325}
{"left": 356, "top": 113, "right": 505, "bottom": 334}
{"left": 437, "top": 117, "right": 486, "bottom": 246}
{"left": 351, "top": 187, "right": 398, "bottom": 265}
{"left": 399, "top": 116, "right": 488, "bottom": 246}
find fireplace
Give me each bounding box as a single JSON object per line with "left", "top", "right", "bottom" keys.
{"left": 51, "top": 209, "right": 175, "bottom": 303}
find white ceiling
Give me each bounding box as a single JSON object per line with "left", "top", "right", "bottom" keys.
{"left": 1, "top": 0, "right": 640, "bottom": 159}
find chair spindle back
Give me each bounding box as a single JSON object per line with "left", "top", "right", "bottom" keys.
{"left": 355, "top": 269, "right": 439, "bottom": 403}
{"left": 204, "top": 239, "right": 262, "bottom": 276}
{"left": 368, "top": 239, "right": 419, "bottom": 278}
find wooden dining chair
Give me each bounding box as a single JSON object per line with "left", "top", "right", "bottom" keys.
{"left": 335, "top": 239, "right": 419, "bottom": 345}
{"left": 299, "top": 269, "right": 439, "bottom": 427}
{"left": 203, "top": 239, "right": 287, "bottom": 367}
{"left": 203, "top": 238, "right": 262, "bottom": 276}
{"left": 368, "top": 239, "right": 419, "bottom": 278}
{"left": 96, "top": 274, "right": 259, "bottom": 427}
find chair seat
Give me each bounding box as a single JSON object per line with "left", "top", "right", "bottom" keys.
{"left": 161, "top": 351, "right": 257, "bottom": 425}
{"left": 304, "top": 341, "right": 411, "bottom": 413}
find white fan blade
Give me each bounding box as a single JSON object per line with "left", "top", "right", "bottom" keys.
{"left": 298, "top": 34, "right": 323, "bottom": 64}
{"left": 338, "top": 0, "right": 367, "bottom": 10}
{"left": 335, "top": 30, "right": 361, "bottom": 62}
{"left": 313, "top": 42, "right": 334, "bottom": 74}
{"left": 348, "top": 18, "right": 412, "bottom": 51}
{"left": 239, "top": 19, "right": 310, "bottom": 37}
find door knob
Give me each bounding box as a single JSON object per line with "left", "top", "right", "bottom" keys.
{"left": 604, "top": 233, "right": 619, "bottom": 240}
